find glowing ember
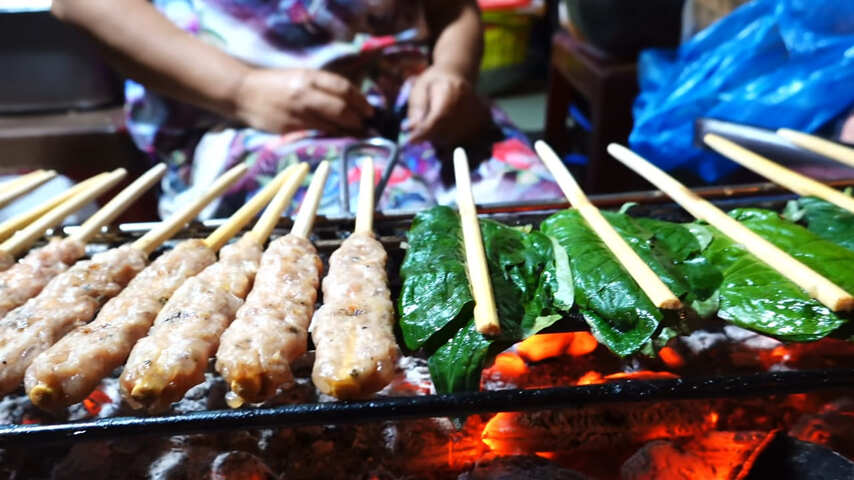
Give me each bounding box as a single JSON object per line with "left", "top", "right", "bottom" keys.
{"left": 517, "top": 333, "right": 574, "bottom": 362}
{"left": 490, "top": 352, "right": 529, "bottom": 378}
{"left": 82, "top": 388, "right": 112, "bottom": 416}
{"left": 602, "top": 371, "right": 679, "bottom": 382}
{"left": 517, "top": 332, "right": 598, "bottom": 362}
{"left": 20, "top": 415, "right": 40, "bottom": 425}
{"left": 576, "top": 371, "right": 603, "bottom": 385}
{"left": 758, "top": 338, "right": 854, "bottom": 370}
{"left": 658, "top": 346, "right": 685, "bottom": 369}
{"left": 575, "top": 370, "right": 678, "bottom": 386}
{"left": 481, "top": 399, "right": 716, "bottom": 455}
{"left": 567, "top": 332, "right": 598, "bottom": 357}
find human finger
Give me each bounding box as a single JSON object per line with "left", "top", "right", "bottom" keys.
{"left": 302, "top": 89, "right": 365, "bottom": 131}
{"left": 311, "top": 70, "right": 373, "bottom": 118}
{"left": 410, "top": 80, "right": 454, "bottom": 143}
{"left": 408, "top": 75, "right": 431, "bottom": 128}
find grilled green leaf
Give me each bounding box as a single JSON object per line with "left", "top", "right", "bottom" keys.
{"left": 688, "top": 223, "right": 845, "bottom": 342}
{"left": 784, "top": 197, "right": 854, "bottom": 252}
{"left": 731, "top": 208, "right": 854, "bottom": 295}
{"left": 541, "top": 210, "right": 660, "bottom": 356}
{"left": 604, "top": 212, "right": 721, "bottom": 303}
{"left": 400, "top": 206, "right": 574, "bottom": 394}
{"left": 398, "top": 206, "right": 472, "bottom": 351}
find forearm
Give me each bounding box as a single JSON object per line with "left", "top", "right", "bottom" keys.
{"left": 52, "top": 0, "right": 250, "bottom": 118}
{"left": 425, "top": 0, "right": 484, "bottom": 83}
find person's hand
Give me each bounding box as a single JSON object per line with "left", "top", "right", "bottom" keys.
{"left": 234, "top": 68, "right": 373, "bottom": 135}
{"left": 407, "top": 64, "right": 492, "bottom": 146}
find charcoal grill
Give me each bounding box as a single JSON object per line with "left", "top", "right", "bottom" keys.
{"left": 2, "top": 179, "right": 854, "bottom": 446}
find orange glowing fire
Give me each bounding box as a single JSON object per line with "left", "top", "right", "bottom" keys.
{"left": 491, "top": 352, "right": 528, "bottom": 378}
{"left": 481, "top": 369, "right": 686, "bottom": 454}
{"left": 517, "top": 332, "right": 598, "bottom": 362}
{"left": 576, "top": 370, "right": 679, "bottom": 386}
{"left": 82, "top": 388, "right": 112, "bottom": 416}
{"left": 658, "top": 346, "right": 685, "bottom": 369}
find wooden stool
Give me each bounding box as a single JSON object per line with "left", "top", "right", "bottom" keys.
{"left": 544, "top": 31, "right": 641, "bottom": 193}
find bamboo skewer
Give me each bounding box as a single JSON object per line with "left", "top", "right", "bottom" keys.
{"left": 203, "top": 164, "right": 299, "bottom": 252}
{"left": 777, "top": 128, "right": 854, "bottom": 169}
{"left": 0, "top": 170, "right": 46, "bottom": 192}
{"left": 354, "top": 158, "right": 375, "bottom": 235}
{"left": 68, "top": 164, "right": 167, "bottom": 244}
{"left": 535, "top": 141, "right": 682, "bottom": 310}
{"left": 454, "top": 148, "right": 501, "bottom": 335}
{"left": 291, "top": 161, "right": 330, "bottom": 239}
{"left": 704, "top": 133, "right": 854, "bottom": 214}
{"left": 0, "top": 173, "right": 108, "bottom": 243}
{"left": 132, "top": 164, "right": 248, "bottom": 255}
{"left": 0, "top": 169, "right": 127, "bottom": 258}
{"left": 0, "top": 170, "right": 57, "bottom": 209}
{"left": 246, "top": 163, "right": 309, "bottom": 246}
{"left": 608, "top": 142, "right": 854, "bottom": 312}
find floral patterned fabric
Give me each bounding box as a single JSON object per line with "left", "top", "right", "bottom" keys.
{"left": 126, "top": 0, "right": 562, "bottom": 219}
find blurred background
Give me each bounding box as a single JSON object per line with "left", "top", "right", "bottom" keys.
{"left": 1, "top": 0, "right": 852, "bottom": 219}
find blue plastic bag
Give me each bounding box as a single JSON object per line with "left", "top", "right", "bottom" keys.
{"left": 630, "top": 0, "right": 854, "bottom": 182}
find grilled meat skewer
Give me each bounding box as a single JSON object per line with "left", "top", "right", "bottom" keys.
{"left": 216, "top": 162, "right": 329, "bottom": 406}
{"left": 120, "top": 164, "right": 309, "bottom": 412}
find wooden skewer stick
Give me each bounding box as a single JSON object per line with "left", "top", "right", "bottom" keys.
{"left": 292, "top": 161, "right": 331, "bottom": 239}
{"left": 0, "top": 170, "right": 57, "bottom": 210}
{"left": 69, "top": 164, "right": 167, "bottom": 243}
{"left": 704, "top": 133, "right": 854, "bottom": 214}
{"left": 248, "top": 162, "right": 310, "bottom": 245}
{"left": 608, "top": 142, "right": 854, "bottom": 312}
{"left": 454, "top": 148, "right": 501, "bottom": 335}
{"left": 0, "top": 173, "right": 108, "bottom": 243}
{"left": 132, "top": 163, "right": 248, "bottom": 255}
{"left": 535, "top": 141, "right": 682, "bottom": 310}
{"left": 203, "top": 164, "right": 299, "bottom": 252}
{"left": 0, "top": 170, "right": 46, "bottom": 191}
{"left": 0, "top": 169, "right": 127, "bottom": 258}
{"left": 354, "top": 158, "right": 375, "bottom": 235}
{"left": 777, "top": 128, "right": 854, "bottom": 170}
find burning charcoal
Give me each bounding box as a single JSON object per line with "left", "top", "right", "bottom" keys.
{"left": 482, "top": 401, "right": 717, "bottom": 455}
{"left": 210, "top": 451, "right": 277, "bottom": 480}
{"left": 621, "top": 430, "right": 778, "bottom": 480}
{"left": 381, "top": 356, "right": 434, "bottom": 396}
{"left": 147, "top": 443, "right": 219, "bottom": 480}
{"left": 458, "top": 455, "right": 589, "bottom": 480}
{"left": 790, "top": 398, "right": 854, "bottom": 460}
{"left": 396, "top": 417, "right": 488, "bottom": 474}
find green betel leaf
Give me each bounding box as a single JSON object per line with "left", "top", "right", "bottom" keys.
{"left": 402, "top": 207, "right": 575, "bottom": 394}
{"left": 541, "top": 210, "right": 660, "bottom": 357}
{"left": 428, "top": 320, "right": 495, "bottom": 394}
{"left": 784, "top": 197, "right": 854, "bottom": 252}
{"left": 689, "top": 224, "right": 845, "bottom": 342}
{"left": 399, "top": 206, "right": 474, "bottom": 351}
{"left": 730, "top": 208, "right": 854, "bottom": 295}
{"left": 603, "top": 212, "right": 722, "bottom": 303}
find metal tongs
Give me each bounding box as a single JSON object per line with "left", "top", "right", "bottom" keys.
{"left": 338, "top": 137, "right": 400, "bottom": 216}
